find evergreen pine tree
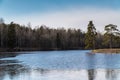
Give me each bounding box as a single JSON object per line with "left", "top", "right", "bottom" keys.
{"left": 85, "top": 21, "right": 97, "bottom": 49}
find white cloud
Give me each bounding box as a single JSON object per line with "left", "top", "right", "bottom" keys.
{"left": 4, "top": 8, "right": 120, "bottom": 32}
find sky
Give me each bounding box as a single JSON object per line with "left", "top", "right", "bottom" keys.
{"left": 0, "top": 0, "right": 120, "bottom": 32}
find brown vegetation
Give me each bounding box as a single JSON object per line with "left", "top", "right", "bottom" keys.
{"left": 92, "top": 49, "right": 120, "bottom": 53}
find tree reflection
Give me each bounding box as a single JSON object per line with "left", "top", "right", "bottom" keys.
{"left": 87, "top": 53, "right": 96, "bottom": 80}
{"left": 87, "top": 69, "right": 120, "bottom": 80}
{"left": 0, "top": 68, "right": 5, "bottom": 80}
{"left": 0, "top": 62, "right": 52, "bottom": 80}
{"left": 0, "top": 52, "right": 120, "bottom": 80}
{"left": 0, "top": 52, "right": 19, "bottom": 59}
{"left": 34, "top": 68, "right": 50, "bottom": 75}
{"left": 0, "top": 63, "right": 29, "bottom": 80}
{"left": 88, "top": 69, "right": 95, "bottom": 80}
{"left": 106, "top": 69, "right": 119, "bottom": 80}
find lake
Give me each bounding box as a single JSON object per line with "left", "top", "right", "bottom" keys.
{"left": 0, "top": 50, "right": 120, "bottom": 80}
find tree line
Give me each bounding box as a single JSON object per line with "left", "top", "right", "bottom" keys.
{"left": 0, "top": 18, "right": 120, "bottom": 50}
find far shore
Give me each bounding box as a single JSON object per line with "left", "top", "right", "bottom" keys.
{"left": 1, "top": 48, "right": 120, "bottom": 54}
{"left": 0, "top": 47, "right": 84, "bottom": 52}
{"left": 92, "top": 49, "right": 120, "bottom": 53}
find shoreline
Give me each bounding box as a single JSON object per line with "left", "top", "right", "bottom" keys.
{"left": 1, "top": 48, "right": 120, "bottom": 54}
{"left": 0, "top": 48, "right": 84, "bottom": 52}
{"left": 92, "top": 49, "right": 120, "bottom": 53}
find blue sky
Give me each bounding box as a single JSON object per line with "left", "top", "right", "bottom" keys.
{"left": 0, "top": 0, "right": 120, "bottom": 31}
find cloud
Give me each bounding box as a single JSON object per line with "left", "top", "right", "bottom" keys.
{"left": 4, "top": 7, "right": 120, "bottom": 32}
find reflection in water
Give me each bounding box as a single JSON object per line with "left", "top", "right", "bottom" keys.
{"left": 87, "top": 53, "right": 95, "bottom": 80}
{"left": 0, "top": 53, "right": 19, "bottom": 59}
{"left": 88, "top": 69, "right": 95, "bottom": 80}
{"left": 0, "top": 63, "right": 120, "bottom": 80}
{"left": 0, "top": 64, "right": 29, "bottom": 80}
{"left": 105, "top": 69, "right": 120, "bottom": 80}
{"left": 0, "top": 51, "right": 120, "bottom": 80}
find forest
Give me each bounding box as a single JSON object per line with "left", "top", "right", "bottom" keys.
{"left": 0, "top": 18, "right": 120, "bottom": 51}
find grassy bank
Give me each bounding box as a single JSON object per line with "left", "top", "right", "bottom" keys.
{"left": 92, "top": 49, "right": 120, "bottom": 53}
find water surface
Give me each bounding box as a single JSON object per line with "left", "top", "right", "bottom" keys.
{"left": 0, "top": 50, "right": 120, "bottom": 80}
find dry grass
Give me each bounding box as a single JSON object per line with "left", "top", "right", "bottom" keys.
{"left": 92, "top": 49, "right": 120, "bottom": 54}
